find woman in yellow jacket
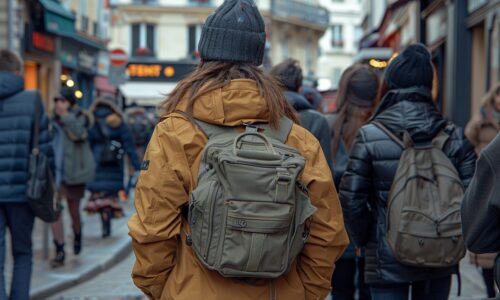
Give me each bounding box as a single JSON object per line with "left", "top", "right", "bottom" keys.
{"left": 128, "top": 1, "right": 348, "bottom": 299}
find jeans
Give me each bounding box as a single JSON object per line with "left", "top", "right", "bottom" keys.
{"left": 0, "top": 203, "right": 35, "bottom": 300}
{"left": 331, "top": 257, "right": 371, "bottom": 300}
{"left": 370, "top": 275, "right": 451, "bottom": 300}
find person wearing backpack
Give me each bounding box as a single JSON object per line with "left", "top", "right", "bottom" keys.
{"left": 0, "top": 50, "right": 53, "bottom": 299}
{"left": 328, "top": 64, "right": 379, "bottom": 300}
{"left": 270, "top": 59, "right": 333, "bottom": 167}
{"left": 50, "top": 88, "right": 95, "bottom": 268}
{"left": 86, "top": 98, "right": 140, "bottom": 238}
{"left": 128, "top": 1, "right": 349, "bottom": 299}
{"left": 461, "top": 133, "right": 500, "bottom": 294}
{"left": 339, "top": 43, "right": 476, "bottom": 300}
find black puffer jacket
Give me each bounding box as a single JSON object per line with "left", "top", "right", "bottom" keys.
{"left": 339, "top": 87, "right": 476, "bottom": 285}
{"left": 285, "top": 91, "right": 332, "bottom": 168}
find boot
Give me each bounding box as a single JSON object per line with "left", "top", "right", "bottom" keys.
{"left": 50, "top": 240, "right": 65, "bottom": 268}
{"left": 74, "top": 228, "right": 82, "bottom": 255}
{"left": 101, "top": 209, "right": 112, "bottom": 238}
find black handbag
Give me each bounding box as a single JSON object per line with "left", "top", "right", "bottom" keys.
{"left": 97, "top": 120, "right": 124, "bottom": 165}
{"left": 495, "top": 254, "right": 500, "bottom": 291}
{"left": 26, "top": 97, "right": 59, "bottom": 223}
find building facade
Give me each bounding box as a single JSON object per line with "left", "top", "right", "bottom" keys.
{"left": 109, "top": 0, "right": 329, "bottom": 106}
{"left": 317, "top": 0, "right": 363, "bottom": 89}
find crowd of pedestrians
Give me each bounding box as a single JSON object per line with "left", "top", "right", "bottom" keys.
{"left": 0, "top": 0, "right": 499, "bottom": 299}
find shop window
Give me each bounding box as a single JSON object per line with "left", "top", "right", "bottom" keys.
{"left": 131, "top": 23, "right": 156, "bottom": 57}
{"left": 331, "top": 24, "right": 344, "bottom": 48}
{"left": 188, "top": 24, "right": 202, "bottom": 59}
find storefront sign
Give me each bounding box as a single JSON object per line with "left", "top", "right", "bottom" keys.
{"left": 79, "top": 51, "right": 97, "bottom": 71}
{"left": 127, "top": 62, "right": 196, "bottom": 82}
{"left": 32, "top": 31, "right": 55, "bottom": 53}
{"left": 60, "top": 39, "right": 98, "bottom": 74}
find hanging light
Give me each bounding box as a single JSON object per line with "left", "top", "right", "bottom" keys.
{"left": 66, "top": 79, "right": 75, "bottom": 87}
{"left": 74, "top": 90, "right": 83, "bottom": 99}
{"left": 60, "top": 74, "right": 69, "bottom": 81}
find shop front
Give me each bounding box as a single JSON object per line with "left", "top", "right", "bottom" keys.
{"left": 119, "top": 61, "right": 196, "bottom": 108}
{"left": 59, "top": 37, "right": 101, "bottom": 108}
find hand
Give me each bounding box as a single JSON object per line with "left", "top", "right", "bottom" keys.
{"left": 355, "top": 247, "right": 362, "bottom": 257}
{"left": 55, "top": 100, "right": 70, "bottom": 116}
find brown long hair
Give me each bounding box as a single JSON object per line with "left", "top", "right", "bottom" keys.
{"left": 160, "top": 61, "right": 298, "bottom": 128}
{"left": 332, "top": 64, "right": 380, "bottom": 159}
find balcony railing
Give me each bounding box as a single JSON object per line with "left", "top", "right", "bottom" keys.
{"left": 271, "top": 0, "right": 329, "bottom": 29}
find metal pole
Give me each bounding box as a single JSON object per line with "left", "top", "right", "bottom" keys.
{"left": 7, "top": 0, "right": 15, "bottom": 51}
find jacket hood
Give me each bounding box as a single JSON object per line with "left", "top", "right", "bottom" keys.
{"left": 285, "top": 91, "right": 313, "bottom": 111}
{"left": 176, "top": 79, "right": 271, "bottom": 126}
{"left": 371, "top": 87, "right": 447, "bottom": 143}
{"left": 0, "top": 72, "right": 24, "bottom": 99}
{"left": 90, "top": 98, "right": 123, "bottom": 128}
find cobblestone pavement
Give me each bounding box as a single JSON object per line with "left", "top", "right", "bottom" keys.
{"left": 51, "top": 253, "right": 490, "bottom": 300}
{"left": 49, "top": 253, "right": 145, "bottom": 300}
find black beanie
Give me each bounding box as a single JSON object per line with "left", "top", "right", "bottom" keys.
{"left": 384, "top": 43, "right": 433, "bottom": 89}
{"left": 198, "top": 0, "right": 266, "bottom": 66}
{"left": 60, "top": 87, "right": 77, "bottom": 105}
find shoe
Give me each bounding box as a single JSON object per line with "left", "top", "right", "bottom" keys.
{"left": 101, "top": 210, "right": 112, "bottom": 238}
{"left": 50, "top": 240, "right": 65, "bottom": 268}
{"left": 74, "top": 229, "right": 82, "bottom": 255}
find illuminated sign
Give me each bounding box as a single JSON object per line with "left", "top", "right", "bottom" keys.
{"left": 127, "top": 62, "right": 196, "bottom": 82}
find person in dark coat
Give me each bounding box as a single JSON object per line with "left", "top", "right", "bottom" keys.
{"left": 86, "top": 98, "right": 140, "bottom": 238}
{"left": 339, "top": 44, "right": 477, "bottom": 300}
{"left": 270, "top": 59, "right": 332, "bottom": 167}
{"left": 0, "top": 49, "right": 53, "bottom": 299}
{"left": 461, "top": 133, "right": 500, "bottom": 290}
{"left": 50, "top": 88, "right": 95, "bottom": 268}
{"left": 328, "top": 63, "right": 379, "bottom": 300}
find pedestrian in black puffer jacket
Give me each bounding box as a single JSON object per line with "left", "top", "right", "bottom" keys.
{"left": 270, "top": 59, "right": 332, "bottom": 167}
{"left": 339, "top": 44, "right": 476, "bottom": 300}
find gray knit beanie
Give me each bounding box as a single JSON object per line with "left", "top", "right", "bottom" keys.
{"left": 198, "top": 0, "right": 266, "bottom": 66}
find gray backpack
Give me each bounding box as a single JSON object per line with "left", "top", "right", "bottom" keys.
{"left": 187, "top": 117, "right": 316, "bottom": 279}
{"left": 374, "top": 122, "right": 466, "bottom": 267}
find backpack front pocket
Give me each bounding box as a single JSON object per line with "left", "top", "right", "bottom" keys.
{"left": 219, "top": 200, "right": 293, "bottom": 277}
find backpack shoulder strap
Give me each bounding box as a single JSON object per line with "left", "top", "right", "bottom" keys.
{"left": 372, "top": 121, "right": 407, "bottom": 149}
{"left": 432, "top": 130, "right": 450, "bottom": 150}
{"left": 257, "top": 117, "right": 294, "bottom": 143}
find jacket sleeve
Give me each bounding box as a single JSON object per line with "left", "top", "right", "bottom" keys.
{"left": 128, "top": 119, "right": 196, "bottom": 299}
{"left": 296, "top": 131, "right": 349, "bottom": 300}
{"left": 339, "top": 130, "right": 372, "bottom": 247}
{"left": 59, "top": 111, "right": 88, "bottom": 141}
{"left": 120, "top": 123, "right": 141, "bottom": 170}
{"left": 455, "top": 129, "right": 477, "bottom": 189}
{"left": 461, "top": 135, "right": 500, "bottom": 252}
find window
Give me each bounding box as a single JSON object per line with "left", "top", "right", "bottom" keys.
{"left": 131, "top": 23, "right": 156, "bottom": 57}
{"left": 354, "top": 26, "right": 363, "bottom": 46}
{"left": 189, "top": 0, "right": 212, "bottom": 6}
{"left": 188, "top": 24, "right": 202, "bottom": 59}
{"left": 331, "top": 24, "right": 344, "bottom": 48}
{"left": 79, "top": 1, "right": 88, "bottom": 33}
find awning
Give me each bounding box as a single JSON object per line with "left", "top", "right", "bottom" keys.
{"left": 119, "top": 82, "right": 177, "bottom": 107}
{"left": 40, "top": 0, "right": 75, "bottom": 37}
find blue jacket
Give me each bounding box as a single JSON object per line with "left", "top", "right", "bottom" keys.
{"left": 0, "top": 71, "right": 53, "bottom": 203}
{"left": 87, "top": 99, "right": 140, "bottom": 193}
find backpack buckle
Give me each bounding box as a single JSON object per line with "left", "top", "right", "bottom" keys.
{"left": 243, "top": 123, "right": 259, "bottom": 133}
